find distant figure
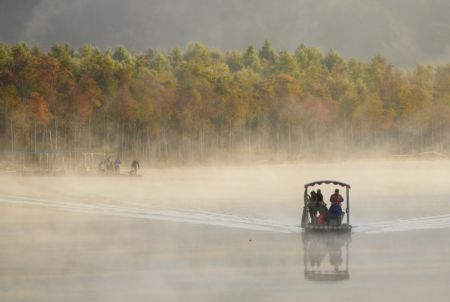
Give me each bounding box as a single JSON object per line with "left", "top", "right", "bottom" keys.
{"left": 98, "top": 158, "right": 113, "bottom": 174}
{"left": 308, "top": 191, "right": 318, "bottom": 224}
{"left": 114, "top": 159, "right": 121, "bottom": 174}
{"left": 130, "top": 159, "right": 140, "bottom": 175}
{"left": 105, "top": 157, "right": 114, "bottom": 173}
{"left": 330, "top": 189, "right": 344, "bottom": 206}
{"left": 98, "top": 161, "right": 106, "bottom": 174}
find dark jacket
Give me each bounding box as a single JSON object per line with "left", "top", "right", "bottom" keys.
{"left": 316, "top": 192, "right": 324, "bottom": 203}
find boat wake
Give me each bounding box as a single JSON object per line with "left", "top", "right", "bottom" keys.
{"left": 0, "top": 195, "right": 298, "bottom": 233}
{"left": 353, "top": 215, "right": 450, "bottom": 234}
{"left": 1, "top": 194, "right": 449, "bottom": 234}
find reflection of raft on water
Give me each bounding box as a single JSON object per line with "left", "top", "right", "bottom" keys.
{"left": 302, "top": 232, "right": 351, "bottom": 282}
{"left": 301, "top": 180, "right": 352, "bottom": 233}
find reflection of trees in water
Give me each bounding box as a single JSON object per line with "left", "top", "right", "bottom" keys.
{"left": 302, "top": 232, "right": 351, "bottom": 281}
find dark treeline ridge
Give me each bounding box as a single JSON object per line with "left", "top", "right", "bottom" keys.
{"left": 1, "top": 41, "right": 450, "bottom": 163}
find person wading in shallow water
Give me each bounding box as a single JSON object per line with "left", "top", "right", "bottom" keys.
{"left": 130, "top": 159, "right": 140, "bottom": 175}
{"left": 114, "top": 158, "right": 121, "bottom": 174}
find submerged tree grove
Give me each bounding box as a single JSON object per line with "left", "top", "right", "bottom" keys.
{"left": 1, "top": 41, "right": 450, "bottom": 162}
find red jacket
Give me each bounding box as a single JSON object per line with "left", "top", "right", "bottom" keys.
{"left": 330, "top": 193, "right": 344, "bottom": 204}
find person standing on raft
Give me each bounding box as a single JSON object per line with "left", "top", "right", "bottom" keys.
{"left": 329, "top": 188, "right": 344, "bottom": 225}
{"left": 330, "top": 189, "right": 344, "bottom": 206}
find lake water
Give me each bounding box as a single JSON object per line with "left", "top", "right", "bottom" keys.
{"left": 1, "top": 161, "right": 449, "bottom": 301}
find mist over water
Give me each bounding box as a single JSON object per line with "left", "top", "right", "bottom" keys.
{"left": 0, "top": 161, "right": 450, "bottom": 301}
{"left": 2, "top": 160, "right": 450, "bottom": 224}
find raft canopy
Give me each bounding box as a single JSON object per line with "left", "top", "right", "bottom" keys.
{"left": 304, "top": 180, "right": 351, "bottom": 189}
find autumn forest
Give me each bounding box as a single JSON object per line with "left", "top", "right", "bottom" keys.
{"left": 1, "top": 41, "right": 450, "bottom": 163}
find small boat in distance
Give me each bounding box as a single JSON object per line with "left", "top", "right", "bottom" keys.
{"left": 301, "top": 180, "right": 352, "bottom": 232}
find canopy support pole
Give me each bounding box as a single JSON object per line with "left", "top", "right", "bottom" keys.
{"left": 346, "top": 187, "right": 350, "bottom": 225}
{"left": 301, "top": 188, "right": 308, "bottom": 227}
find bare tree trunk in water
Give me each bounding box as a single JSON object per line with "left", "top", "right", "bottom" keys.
{"left": 55, "top": 118, "right": 58, "bottom": 151}
{"left": 134, "top": 124, "right": 139, "bottom": 159}
{"left": 200, "top": 121, "right": 204, "bottom": 160}
{"left": 49, "top": 129, "right": 54, "bottom": 151}
{"left": 88, "top": 119, "right": 92, "bottom": 150}
{"left": 229, "top": 120, "right": 232, "bottom": 150}
{"left": 163, "top": 128, "right": 168, "bottom": 159}
{"left": 288, "top": 121, "right": 292, "bottom": 158}
{"left": 103, "top": 118, "right": 108, "bottom": 154}
{"left": 157, "top": 130, "right": 162, "bottom": 159}
{"left": 34, "top": 121, "right": 37, "bottom": 152}
{"left": 431, "top": 118, "right": 434, "bottom": 149}
{"left": 10, "top": 119, "right": 14, "bottom": 152}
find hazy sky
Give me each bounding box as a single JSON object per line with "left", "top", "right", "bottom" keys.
{"left": 1, "top": 0, "right": 450, "bottom": 67}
